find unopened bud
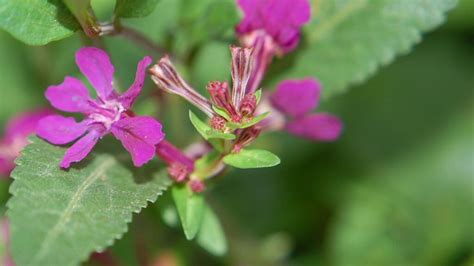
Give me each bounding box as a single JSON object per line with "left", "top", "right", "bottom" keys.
{"left": 189, "top": 179, "right": 205, "bottom": 193}
{"left": 240, "top": 93, "right": 257, "bottom": 117}
{"left": 168, "top": 163, "right": 189, "bottom": 182}
{"left": 210, "top": 116, "right": 227, "bottom": 131}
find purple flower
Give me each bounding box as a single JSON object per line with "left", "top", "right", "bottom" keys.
{"left": 236, "top": 0, "right": 311, "bottom": 94}
{"left": 155, "top": 140, "right": 194, "bottom": 182}
{"left": 37, "top": 47, "right": 165, "bottom": 168}
{"left": 0, "top": 109, "right": 53, "bottom": 177}
{"left": 236, "top": 0, "right": 311, "bottom": 53}
{"left": 267, "top": 78, "right": 343, "bottom": 141}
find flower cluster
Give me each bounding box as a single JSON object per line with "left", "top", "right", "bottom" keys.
{"left": 2, "top": 0, "right": 342, "bottom": 194}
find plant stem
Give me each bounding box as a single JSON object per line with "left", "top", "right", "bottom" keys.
{"left": 118, "top": 25, "right": 165, "bottom": 56}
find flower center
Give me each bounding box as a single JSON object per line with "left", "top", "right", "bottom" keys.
{"left": 89, "top": 100, "right": 125, "bottom": 130}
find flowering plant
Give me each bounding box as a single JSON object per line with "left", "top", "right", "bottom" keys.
{"left": 0, "top": 0, "right": 469, "bottom": 265}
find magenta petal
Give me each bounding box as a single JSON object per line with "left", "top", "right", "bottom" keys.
{"left": 286, "top": 113, "right": 343, "bottom": 141}
{"left": 45, "top": 77, "right": 93, "bottom": 113}
{"left": 60, "top": 131, "right": 100, "bottom": 168}
{"left": 36, "top": 115, "right": 89, "bottom": 145}
{"left": 271, "top": 78, "right": 321, "bottom": 117}
{"left": 111, "top": 116, "right": 164, "bottom": 167}
{"left": 237, "top": 0, "right": 311, "bottom": 53}
{"left": 76, "top": 47, "right": 115, "bottom": 100}
{"left": 119, "top": 56, "right": 153, "bottom": 109}
{"left": 3, "top": 109, "right": 53, "bottom": 141}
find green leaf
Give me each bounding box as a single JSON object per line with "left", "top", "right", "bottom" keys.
{"left": 189, "top": 110, "right": 212, "bottom": 140}
{"left": 212, "top": 105, "right": 232, "bottom": 121}
{"left": 254, "top": 89, "right": 262, "bottom": 104}
{"left": 223, "top": 149, "right": 281, "bottom": 169}
{"left": 172, "top": 184, "right": 205, "bottom": 240}
{"left": 197, "top": 205, "right": 228, "bottom": 256}
{"left": 115, "top": 0, "right": 160, "bottom": 18}
{"left": 189, "top": 110, "right": 235, "bottom": 141}
{"left": 241, "top": 112, "right": 270, "bottom": 129}
{"left": 206, "top": 130, "right": 236, "bottom": 140}
{"left": 279, "top": 0, "right": 458, "bottom": 97}
{"left": 7, "top": 137, "right": 172, "bottom": 266}
{"left": 0, "top": 0, "right": 79, "bottom": 45}
{"left": 180, "top": 0, "right": 239, "bottom": 41}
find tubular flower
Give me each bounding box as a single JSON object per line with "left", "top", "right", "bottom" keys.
{"left": 151, "top": 46, "right": 259, "bottom": 128}
{"left": 0, "top": 109, "right": 53, "bottom": 177}
{"left": 37, "top": 47, "right": 165, "bottom": 168}
{"left": 264, "top": 78, "right": 343, "bottom": 141}
{"left": 155, "top": 140, "right": 208, "bottom": 193}
{"left": 236, "top": 0, "right": 311, "bottom": 93}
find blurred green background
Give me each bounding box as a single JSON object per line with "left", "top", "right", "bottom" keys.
{"left": 0, "top": 0, "right": 473, "bottom": 265}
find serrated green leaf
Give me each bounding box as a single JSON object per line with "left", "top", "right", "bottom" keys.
{"left": 0, "top": 0, "right": 79, "bottom": 45}
{"left": 7, "top": 137, "right": 172, "bottom": 266}
{"left": 241, "top": 112, "right": 270, "bottom": 129}
{"left": 172, "top": 184, "right": 205, "bottom": 240}
{"left": 223, "top": 149, "right": 281, "bottom": 169}
{"left": 197, "top": 205, "right": 228, "bottom": 256}
{"left": 279, "top": 0, "right": 457, "bottom": 97}
{"left": 115, "top": 0, "right": 160, "bottom": 18}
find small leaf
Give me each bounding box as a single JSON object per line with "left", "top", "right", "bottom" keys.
{"left": 172, "top": 184, "right": 205, "bottom": 240}
{"left": 0, "top": 0, "right": 79, "bottom": 45}
{"left": 212, "top": 105, "right": 231, "bottom": 121}
{"left": 206, "top": 130, "right": 236, "bottom": 140}
{"left": 197, "top": 205, "right": 228, "bottom": 256}
{"left": 223, "top": 149, "right": 281, "bottom": 169}
{"left": 254, "top": 89, "right": 262, "bottom": 104}
{"left": 189, "top": 110, "right": 212, "bottom": 140}
{"left": 189, "top": 110, "right": 235, "bottom": 150}
{"left": 241, "top": 112, "right": 270, "bottom": 129}
{"left": 194, "top": 151, "right": 223, "bottom": 179}
{"left": 115, "top": 0, "right": 160, "bottom": 18}
{"left": 7, "top": 137, "right": 172, "bottom": 266}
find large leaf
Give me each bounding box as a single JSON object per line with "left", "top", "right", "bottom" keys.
{"left": 330, "top": 109, "right": 474, "bottom": 266}
{"left": 115, "top": 0, "right": 161, "bottom": 18}
{"left": 7, "top": 137, "right": 171, "bottom": 266}
{"left": 278, "top": 0, "right": 458, "bottom": 97}
{"left": 0, "top": 0, "right": 79, "bottom": 45}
